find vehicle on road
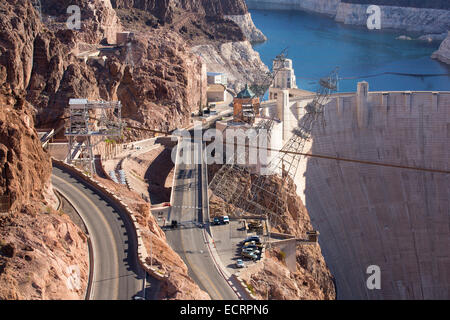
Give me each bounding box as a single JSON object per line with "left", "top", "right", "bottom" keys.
{"left": 236, "top": 259, "right": 245, "bottom": 268}
{"left": 171, "top": 220, "right": 178, "bottom": 228}
{"left": 221, "top": 215, "right": 230, "bottom": 224}
{"left": 213, "top": 217, "right": 221, "bottom": 225}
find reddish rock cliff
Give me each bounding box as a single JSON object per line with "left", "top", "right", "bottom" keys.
{"left": 0, "top": 88, "right": 88, "bottom": 300}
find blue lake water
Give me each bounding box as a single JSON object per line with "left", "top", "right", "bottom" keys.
{"left": 250, "top": 9, "right": 450, "bottom": 93}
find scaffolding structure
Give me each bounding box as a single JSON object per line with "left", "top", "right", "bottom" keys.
{"left": 210, "top": 68, "right": 339, "bottom": 246}
{"left": 65, "top": 99, "right": 122, "bottom": 175}
{"left": 209, "top": 118, "right": 275, "bottom": 206}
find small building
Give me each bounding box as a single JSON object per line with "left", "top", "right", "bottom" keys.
{"left": 207, "top": 84, "right": 226, "bottom": 103}
{"left": 233, "top": 84, "right": 260, "bottom": 125}
{"left": 207, "top": 72, "right": 228, "bottom": 86}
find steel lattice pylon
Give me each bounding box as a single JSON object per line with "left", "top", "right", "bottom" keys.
{"left": 208, "top": 118, "right": 275, "bottom": 207}
{"left": 65, "top": 99, "right": 123, "bottom": 176}
{"left": 210, "top": 68, "right": 339, "bottom": 245}
{"left": 233, "top": 49, "right": 289, "bottom": 123}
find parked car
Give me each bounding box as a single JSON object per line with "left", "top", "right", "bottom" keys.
{"left": 243, "top": 241, "right": 255, "bottom": 247}
{"left": 243, "top": 241, "right": 263, "bottom": 249}
{"left": 242, "top": 251, "right": 258, "bottom": 260}
{"left": 236, "top": 259, "right": 245, "bottom": 268}
{"left": 242, "top": 247, "right": 260, "bottom": 255}
{"left": 243, "top": 245, "right": 260, "bottom": 252}
{"left": 243, "top": 236, "right": 261, "bottom": 244}
{"left": 222, "top": 215, "right": 230, "bottom": 224}
{"left": 213, "top": 217, "right": 221, "bottom": 225}
{"left": 171, "top": 220, "right": 178, "bottom": 228}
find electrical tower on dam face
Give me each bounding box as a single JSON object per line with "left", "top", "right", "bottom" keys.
{"left": 210, "top": 68, "right": 339, "bottom": 246}
{"left": 65, "top": 99, "right": 123, "bottom": 176}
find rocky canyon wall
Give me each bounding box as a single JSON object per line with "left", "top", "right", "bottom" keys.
{"left": 0, "top": 0, "right": 207, "bottom": 137}
{"left": 432, "top": 32, "right": 450, "bottom": 64}
{"left": 0, "top": 84, "right": 88, "bottom": 300}
{"left": 112, "top": 0, "right": 268, "bottom": 92}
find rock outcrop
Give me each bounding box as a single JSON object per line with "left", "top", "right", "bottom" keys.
{"left": 0, "top": 88, "right": 88, "bottom": 300}
{"left": 113, "top": 0, "right": 268, "bottom": 91}
{"left": 112, "top": 0, "right": 248, "bottom": 22}
{"left": 0, "top": 0, "right": 208, "bottom": 138}
{"left": 192, "top": 41, "right": 269, "bottom": 91}
{"left": 225, "top": 13, "right": 267, "bottom": 42}
{"left": 42, "top": 0, "right": 123, "bottom": 45}
{"left": 432, "top": 31, "right": 450, "bottom": 64}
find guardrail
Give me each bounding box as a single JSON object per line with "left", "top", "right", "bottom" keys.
{"left": 52, "top": 159, "right": 168, "bottom": 282}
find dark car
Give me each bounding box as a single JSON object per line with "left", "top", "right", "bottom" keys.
{"left": 171, "top": 220, "right": 178, "bottom": 228}
{"left": 243, "top": 236, "right": 261, "bottom": 244}
{"left": 213, "top": 217, "right": 221, "bottom": 225}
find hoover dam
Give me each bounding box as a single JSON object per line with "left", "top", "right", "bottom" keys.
{"left": 275, "top": 84, "right": 450, "bottom": 299}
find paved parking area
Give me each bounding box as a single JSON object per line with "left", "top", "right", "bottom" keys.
{"left": 210, "top": 220, "right": 262, "bottom": 274}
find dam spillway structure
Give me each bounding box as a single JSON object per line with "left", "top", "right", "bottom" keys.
{"left": 283, "top": 82, "right": 450, "bottom": 299}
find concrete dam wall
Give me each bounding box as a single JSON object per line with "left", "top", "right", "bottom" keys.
{"left": 303, "top": 89, "right": 449, "bottom": 299}
{"left": 280, "top": 86, "right": 450, "bottom": 299}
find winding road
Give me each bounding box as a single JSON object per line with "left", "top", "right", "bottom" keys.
{"left": 52, "top": 166, "right": 153, "bottom": 300}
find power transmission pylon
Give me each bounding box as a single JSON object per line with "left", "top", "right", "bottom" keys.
{"left": 208, "top": 118, "right": 275, "bottom": 208}
{"left": 233, "top": 48, "right": 289, "bottom": 124}
{"left": 65, "top": 99, "right": 123, "bottom": 176}
{"left": 211, "top": 68, "right": 339, "bottom": 246}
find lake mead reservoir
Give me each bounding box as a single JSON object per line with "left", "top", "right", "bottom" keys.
{"left": 250, "top": 9, "right": 450, "bottom": 93}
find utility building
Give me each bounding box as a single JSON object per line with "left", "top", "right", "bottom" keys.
{"left": 207, "top": 72, "right": 228, "bottom": 86}
{"left": 233, "top": 84, "right": 260, "bottom": 124}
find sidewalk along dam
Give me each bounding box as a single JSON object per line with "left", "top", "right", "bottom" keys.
{"left": 274, "top": 83, "right": 449, "bottom": 299}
